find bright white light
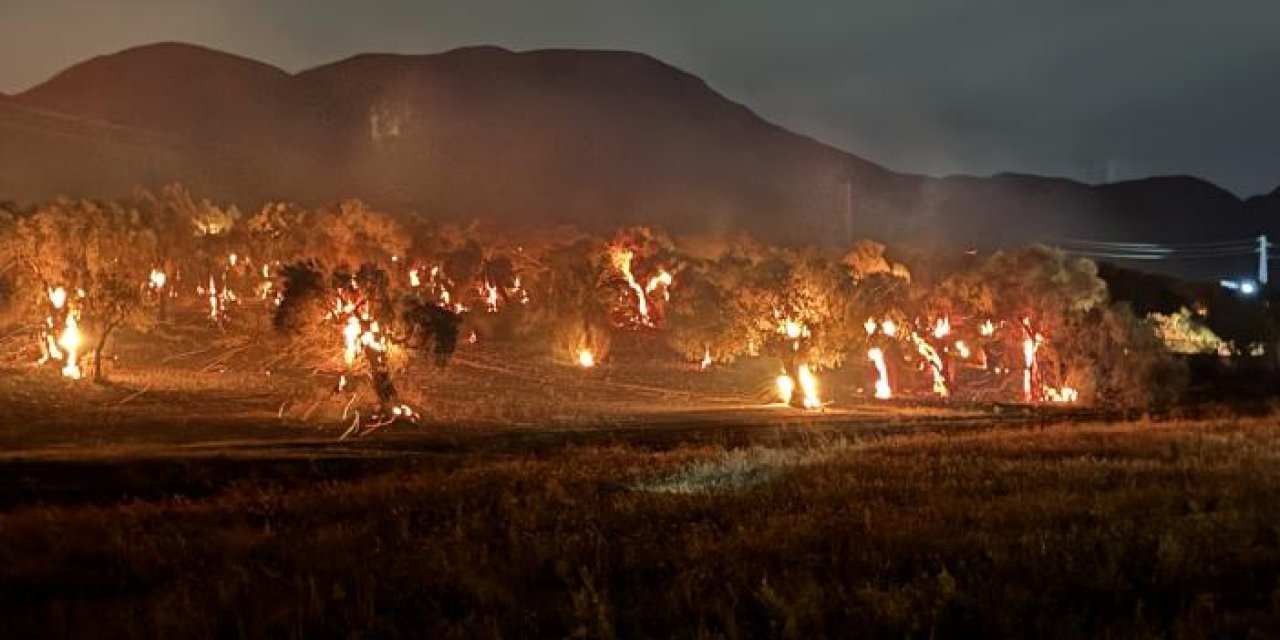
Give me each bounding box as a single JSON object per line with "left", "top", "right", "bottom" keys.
{"left": 1241, "top": 281, "right": 1258, "bottom": 295}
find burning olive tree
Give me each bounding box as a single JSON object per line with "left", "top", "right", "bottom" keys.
{"left": 7, "top": 199, "right": 159, "bottom": 382}
{"left": 274, "top": 260, "right": 459, "bottom": 429}
{"left": 528, "top": 237, "right": 616, "bottom": 365}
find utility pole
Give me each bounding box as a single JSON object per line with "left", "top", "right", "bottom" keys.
{"left": 1260, "top": 234, "right": 1269, "bottom": 287}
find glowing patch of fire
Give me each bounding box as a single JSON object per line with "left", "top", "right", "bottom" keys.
{"left": 576, "top": 348, "right": 596, "bottom": 368}
{"left": 932, "top": 317, "right": 951, "bottom": 339}
{"left": 776, "top": 364, "right": 821, "bottom": 409}
{"left": 911, "top": 333, "right": 949, "bottom": 397}
{"left": 58, "top": 315, "right": 82, "bottom": 379}
{"left": 1044, "top": 386, "right": 1079, "bottom": 403}
{"left": 38, "top": 287, "right": 83, "bottom": 379}
{"left": 148, "top": 269, "right": 167, "bottom": 290}
{"left": 797, "top": 364, "right": 821, "bottom": 409}
{"left": 868, "top": 347, "right": 891, "bottom": 399}
{"left": 1022, "top": 320, "right": 1040, "bottom": 403}
{"left": 775, "top": 372, "right": 795, "bottom": 405}
{"left": 611, "top": 247, "right": 650, "bottom": 324}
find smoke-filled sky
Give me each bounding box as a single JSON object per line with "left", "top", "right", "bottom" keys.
{"left": 3, "top": 0, "right": 1278, "bottom": 196}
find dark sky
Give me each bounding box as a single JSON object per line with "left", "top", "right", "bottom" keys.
{"left": 4, "top": 0, "right": 1278, "bottom": 196}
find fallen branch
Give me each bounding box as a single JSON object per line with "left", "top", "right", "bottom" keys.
{"left": 116, "top": 384, "right": 152, "bottom": 406}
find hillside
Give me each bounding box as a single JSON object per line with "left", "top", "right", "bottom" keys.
{"left": 5, "top": 42, "right": 1277, "bottom": 256}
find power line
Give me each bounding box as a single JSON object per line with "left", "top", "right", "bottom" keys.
{"left": 1054, "top": 238, "right": 1259, "bottom": 251}
{"left": 1066, "top": 251, "right": 1256, "bottom": 261}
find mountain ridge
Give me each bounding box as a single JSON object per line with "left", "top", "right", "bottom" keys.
{"left": 4, "top": 42, "right": 1276, "bottom": 260}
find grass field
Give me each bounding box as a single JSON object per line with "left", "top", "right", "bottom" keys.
{"left": 2, "top": 319, "right": 1279, "bottom": 638}
{"left": 3, "top": 416, "right": 1280, "bottom": 639}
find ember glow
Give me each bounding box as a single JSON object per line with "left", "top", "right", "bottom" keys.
{"left": 576, "top": 347, "right": 596, "bottom": 368}
{"left": 1044, "top": 386, "right": 1079, "bottom": 403}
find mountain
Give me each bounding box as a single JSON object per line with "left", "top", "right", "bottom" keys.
{"left": 0, "top": 92, "right": 201, "bottom": 200}
{"left": 4, "top": 42, "right": 1277, "bottom": 261}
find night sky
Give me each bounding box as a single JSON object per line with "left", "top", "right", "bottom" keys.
{"left": 4, "top": 0, "right": 1278, "bottom": 196}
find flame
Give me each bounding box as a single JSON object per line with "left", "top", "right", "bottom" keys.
{"left": 408, "top": 268, "right": 421, "bottom": 288}
{"left": 775, "top": 372, "right": 795, "bottom": 404}
{"left": 610, "top": 247, "right": 651, "bottom": 324}
{"left": 342, "top": 315, "right": 362, "bottom": 365}
{"left": 645, "top": 269, "right": 673, "bottom": 300}
{"left": 1021, "top": 319, "right": 1041, "bottom": 403}
{"left": 38, "top": 287, "right": 83, "bottom": 379}
{"left": 257, "top": 263, "right": 274, "bottom": 300}
{"left": 207, "top": 277, "right": 219, "bottom": 321}
{"left": 229, "top": 253, "right": 238, "bottom": 267}
{"left": 778, "top": 318, "right": 810, "bottom": 351}
{"left": 980, "top": 320, "right": 996, "bottom": 336}
{"left": 1044, "top": 386, "right": 1079, "bottom": 403}
{"left": 58, "top": 315, "right": 82, "bottom": 379}
{"left": 483, "top": 280, "right": 500, "bottom": 313}
{"left": 782, "top": 319, "right": 805, "bottom": 340}
{"left": 868, "top": 347, "right": 891, "bottom": 399}
{"left": 149, "top": 269, "right": 167, "bottom": 290}
{"left": 864, "top": 318, "right": 878, "bottom": 334}
{"left": 954, "top": 340, "right": 971, "bottom": 359}
{"left": 510, "top": 276, "right": 530, "bottom": 305}
{"left": 700, "top": 347, "right": 712, "bottom": 371}
{"left": 932, "top": 317, "right": 950, "bottom": 339}
{"left": 576, "top": 348, "right": 596, "bottom": 368}
{"left": 204, "top": 275, "right": 236, "bottom": 323}
{"left": 797, "top": 364, "right": 821, "bottom": 409}
{"left": 775, "top": 364, "right": 820, "bottom": 409}
{"left": 881, "top": 319, "right": 898, "bottom": 337}
{"left": 911, "top": 333, "right": 949, "bottom": 397}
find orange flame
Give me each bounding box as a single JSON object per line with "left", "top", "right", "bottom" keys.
{"left": 775, "top": 365, "right": 820, "bottom": 409}
{"left": 911, "top": 333, "right": 949, "bottom": 397}
{"left": 868, "top": 347, "right": 891, "bottom": 399}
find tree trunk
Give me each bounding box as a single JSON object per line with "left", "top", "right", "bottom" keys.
{"left": 364, "top": 344, "right": 399, "bottom": 408}
{"left": 93, "top": 325, "right": 116, "bottom": 384}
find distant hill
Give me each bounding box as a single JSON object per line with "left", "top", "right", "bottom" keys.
{"left": 4, "top": 42, "right": 1277, "bottom": 261}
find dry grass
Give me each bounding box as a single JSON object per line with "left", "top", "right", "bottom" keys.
{"left": 1, "top": 417, "right": 1279, "bottom": 638}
